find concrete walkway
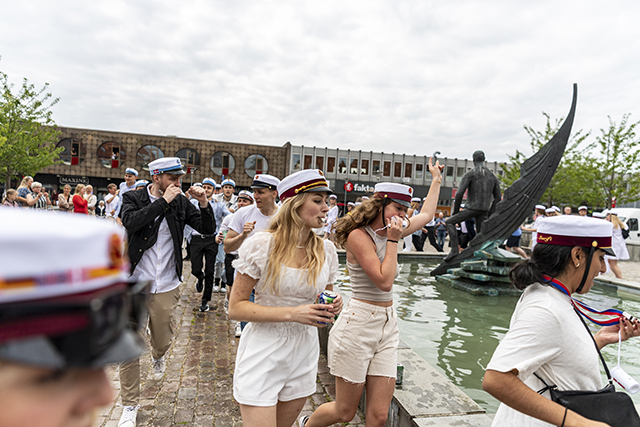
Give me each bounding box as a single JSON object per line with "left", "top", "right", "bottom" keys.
{"left": 98, "top": 263, "right": 361, "bottom": 427}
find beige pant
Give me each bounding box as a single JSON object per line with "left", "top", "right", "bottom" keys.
{"left": 119, "top": 286, "right": 180, "bottom": 406}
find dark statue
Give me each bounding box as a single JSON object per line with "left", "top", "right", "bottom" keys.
{"left": 444, "top": 150, "right": 501, "bottom": 261}
{"left": 431, "top": 84, "right": 578, "bottom": 277}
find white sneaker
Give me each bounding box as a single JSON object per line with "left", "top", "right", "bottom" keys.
{"left": 213, "top": 285, "right": 220, "bottom": 293}
{"left": 223, "top": 299, "right": 229, "bottom": 315}
{"left": 235, "top": 322, "right": 242, "bottom": 337}
{"left": 298, "top": 414, "right": 310, "bottom": 427}
{"left": 152, "top": 356, "right": 165, "bottom": 380}
{"left": 118, "top": 405, "right": 139, "bottom": 427}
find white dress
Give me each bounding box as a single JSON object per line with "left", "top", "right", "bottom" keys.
{"left": 487, "top": 283, "right": 602, "bottom": 426}
{"left": 232, "top": 231, "right": 339, "bottom": 406}
{"left": 609, "top": 227, "right": 630, "bottom": 260}
{"left": 323, "top": 205, "right": 339, "bottom": 234}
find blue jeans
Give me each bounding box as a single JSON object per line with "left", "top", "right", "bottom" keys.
{"left": 437, "top": 229, "right": 447, "bottom": 249}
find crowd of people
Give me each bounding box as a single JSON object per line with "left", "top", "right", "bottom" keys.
{"left": 1, "top": 157, "right": 639, "bottom": 427}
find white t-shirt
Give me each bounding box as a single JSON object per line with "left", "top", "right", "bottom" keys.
{"left": 229, "top": 204, "right": 278, "bottom": 240}
{"left": 487, "top": 283, "right": 602, "bottom": 427}
{"left": 105, "top": 194, "right": 120, "bottom": 218}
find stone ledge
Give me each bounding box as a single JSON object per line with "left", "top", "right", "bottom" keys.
{"left": 413, "top": 414, "right": 493, "bottom": 427}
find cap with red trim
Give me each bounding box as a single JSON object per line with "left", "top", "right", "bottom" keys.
{"left": 237, "top": 190, "right": 254, "bottom": 202}
{"left": 374, "top": 183, "right": 413, "bottom": 208}
{"left": 277, "top": 169, "right": 333, "bottom": 202}
{"left": 536, "top": 215, "right": 615, "bottom": 256}
{"left": 0, "top": 209, "right": 146, "bottom": 368}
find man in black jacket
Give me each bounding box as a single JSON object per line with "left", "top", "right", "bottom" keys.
{"left": 117, "top": 157, "right": 215, "bottom": 427}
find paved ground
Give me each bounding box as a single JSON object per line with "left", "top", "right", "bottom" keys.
{"left": 97, "top": 262, "right": 363, "bottom": 427}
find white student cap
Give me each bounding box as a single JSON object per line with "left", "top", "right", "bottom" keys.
{"left": 251, "top": 174, "right": 280, "bottom": 190}
{"left": 578, "top": 205, "right": 588, "bottom": 211}
{"left": 202, "top": 177, "right": 217, "bottom": 187}
{"left": 277, "top": 169, "right": 333, "bottom": 202}
{"left": 125, "top": 167, "right": 139, "bottom": 176}
{"left": 149, "top": 157, "right": 185, "bottom": 175}
{"left": 535, "top": 204, "right": 546, "bottom": 210}
{"left": 238, "top": 190, "right": 254, "bottom": 202}
{"left": 536, "top": 215, "right": 614, "bottom": 256}
{"left": 373, "top": 183, "right": 413, "bottom": 208}
{"left": 135, "top": 180, "right": 148, "bottom": 188}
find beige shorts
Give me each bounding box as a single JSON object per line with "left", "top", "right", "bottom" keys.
{"left": 327, "top": 298, "right": 399, "bottom": 383}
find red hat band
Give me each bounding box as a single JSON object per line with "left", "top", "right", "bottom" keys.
{"left": 536, "top": 233, "right": 612, "bottom": 249}
{"left": 374, "top": 191, "right": 412, "bottom": 204}
{"left": 280, "top": 178, "right": 330, "bottom": 201}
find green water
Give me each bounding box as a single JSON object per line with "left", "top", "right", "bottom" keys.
{"left": 334, "top": 260, "right": 640, "bottom": 413}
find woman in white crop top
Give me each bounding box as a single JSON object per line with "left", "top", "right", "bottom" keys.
{"left": 228, "top": 169, "right": 343, "bottom": 427}
{"left": 302, "top": 158, "right": 443, "bottom": 427}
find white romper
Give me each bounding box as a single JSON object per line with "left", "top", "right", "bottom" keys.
{"left": 232, "top": 231, "right": 339, "bottom": 406}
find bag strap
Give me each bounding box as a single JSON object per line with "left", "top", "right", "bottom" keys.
{"left": 533, "top": 307, "right": 614, "bottom": 391}
{"left": 573, "top": 307, "right": 614, "bottom": 386}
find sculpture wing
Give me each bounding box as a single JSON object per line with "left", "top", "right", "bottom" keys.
{"left": 431, "top": 84, "right": 577, "bottom": 276}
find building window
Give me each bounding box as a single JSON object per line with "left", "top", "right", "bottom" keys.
{"left": 338, "top": 157, "right": 347, "bottom": 174}
{"left": 628, "top": 218, "right": 638, "bottom": 232}
{"left": 456, "top": 167, "right": 465, "bottom": 178}
{"left": 383, "top": 161, "right": 391, "bottom": 177}
{"left": 210, "top": 151, "right": 235, "bottom": 177}
{"left": 372, "top": 160, "right": 380, "bottom": 174}
{"left": 394, "top": 162, "right": 402, "bottom": 178}
{"left": 57, "top": 138, "right": 85, "bottom": 166}
{"left": 327, "top": 157, "right": 336, "bottom": 173}
{"left": 304, "top": 155, "right": 313, "bottom": 170}
{"left": 97, "top": 142, "right": 126, "bottom": 169}
{"left": 415, "top": 163, "right": 423, "bottom": 180}
{"left": 405, "top": 163, "right": 412, "bottom": 178}
{"left": 292, "top": 154, "right": 301, "bottom": 171}
{"left": 137, "top": 145, "right": 164, "bottom": 171}
{"left": 361, "top": 159, "right": 369, "bottom": 175}
{"left": 244, "top": 154, "right": 269, "bottom": 177}
{"left": 315, "top": 156, "right": 324, "bottom": 171}
{"left": 497, "top": 170, "right": 504, "bottom": 176}
{"left": 446, "top": 166, "right": 454, "bottom": 179}
{"left": 350, "top": 158, "right": 359, "bottom": 174}
{"left": 175, "top": 148, "right": 200, "bottom": 174}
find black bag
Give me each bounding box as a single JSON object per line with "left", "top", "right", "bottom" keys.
{"left": 534, "top": 311, "right": 640, "bottom": 427}
{"left": 622, "top": 227, "right": 630, "bottom": 239}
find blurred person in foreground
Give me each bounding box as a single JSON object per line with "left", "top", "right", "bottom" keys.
{"left": 0, "top": 208, "right": 148, "bottom": 427}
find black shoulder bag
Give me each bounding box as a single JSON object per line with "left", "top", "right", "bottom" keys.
{"left": 534, "top": 310, "right": 640, "bottom": 427}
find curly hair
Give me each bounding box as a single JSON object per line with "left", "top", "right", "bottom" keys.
{"left": 333, "top": 197, "right": 386, "bottom": 247}
{"left": 263, "top": 192, "right": 326, "bottom": 294}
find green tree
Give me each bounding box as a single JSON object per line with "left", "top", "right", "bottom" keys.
{"left": 588, "top": 114, "right": 640, "bottom": 208}
{"left": 0, "top": 68, "right": 62, "bottom": 186}
{"left": 499, "top": 112, "right": 595, "bottom": 207}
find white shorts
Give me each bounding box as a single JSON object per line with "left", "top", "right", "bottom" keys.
{"left": 328, "top": 298, "right": 399, "bottom": 383}
{"left": 233, "top": 322, "right": 319, "bottom": 406}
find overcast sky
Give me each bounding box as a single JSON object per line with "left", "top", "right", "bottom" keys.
{"left": 2, "top": 0, "right": 639, "bottom": 162}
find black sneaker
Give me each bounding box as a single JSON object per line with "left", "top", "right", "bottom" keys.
{"left": 196, "top": 276, "right": 204, "bottom": 293}
{"left": 199, "top": 301, "right": 209, "bottom": 312}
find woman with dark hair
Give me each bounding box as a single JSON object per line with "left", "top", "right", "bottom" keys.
{"left": 229, "top": 169, "right": 343, "bottom": 427}
{"left": 302, "top": 158, "right": 442, "bottom": 427}
{"left": 483, "top": 215, "right": 640, "bottom": 426}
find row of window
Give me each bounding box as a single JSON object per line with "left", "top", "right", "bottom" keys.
{"left": 292, "top": 154, "right": 504, "bottom": 179}
{"left": 293, "top": 154, "right": 429, "bottom": 180}
{"left": 57, "top": 139, "right": 269, "bottom": 178}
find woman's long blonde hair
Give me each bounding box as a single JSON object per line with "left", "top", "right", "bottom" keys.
{"left": 611, "top": 214, "right": 625, "bottom": 230}
{"left": 333, "top": 197, "right": 385, "bottom": 247}
{"left": 263, "top": 192, "right": 326, "bottom": 294}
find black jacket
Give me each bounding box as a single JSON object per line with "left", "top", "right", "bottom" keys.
{"left": 121, "top": 189, "right": 215, "bottom": 279}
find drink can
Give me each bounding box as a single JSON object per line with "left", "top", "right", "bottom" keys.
{"left": 318, "top": 291, "right": 337, "bottom": 324}
{"left": 396, "top": 363, "right": 404, "bottom": 385}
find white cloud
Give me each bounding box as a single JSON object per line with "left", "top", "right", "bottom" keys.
{"left": 2, "top": 0, "right": 640, "bottom": 161}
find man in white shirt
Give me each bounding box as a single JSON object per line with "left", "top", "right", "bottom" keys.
{"left": 104, "top": 183, "right": 120, "bottom": 221}
{"left": 214, "top": 178, "right": 238, "bottom": 212}
{"left": 117, "top": 157, "right": 215, "bottom": 427}
{"left": 224, "top": 174, "right": 280, "bottom": 254}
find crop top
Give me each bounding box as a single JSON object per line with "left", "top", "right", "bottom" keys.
{"left": 346, "top": 226, "right": 399, "bottom": 302}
